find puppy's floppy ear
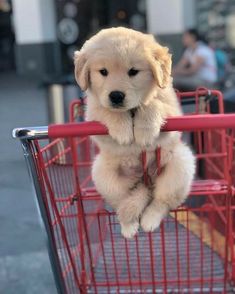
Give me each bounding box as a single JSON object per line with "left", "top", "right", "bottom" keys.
{"left": 147, "top": 45, "right": 172, "bottom": 89}
{"left": 74, "top": 50, "right": 89, "bottom": 91}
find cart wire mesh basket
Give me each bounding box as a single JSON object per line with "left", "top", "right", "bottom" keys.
{"left": 13, "top": 89, "right": 235, "bottom": 293}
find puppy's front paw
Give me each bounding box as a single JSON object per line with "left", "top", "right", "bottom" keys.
{"left": 134, "top": 127, "right": 160, "bottom": 147}
{"left": 140, "top": 205, "right": 165, "bottom": 232}
{"left": 121, "top": 222, "right": 139, "bottom": 239}
{"left": 109, "top": 124, "right": 133, "bottom": 145}
{"left": 134, "top": 105, "right": 163, "bottom": 148}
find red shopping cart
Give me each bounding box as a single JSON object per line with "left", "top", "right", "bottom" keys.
{"left": 13, "top": 90, "right": 235, "bottom": 293}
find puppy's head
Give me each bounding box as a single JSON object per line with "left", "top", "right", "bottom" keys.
{"left": 74, "top": 27, "right": 172, "bottom": 111}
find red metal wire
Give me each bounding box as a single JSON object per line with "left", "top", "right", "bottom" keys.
{"left": 160, "top": 223, "right": 167, "bottom": 293}
{"left": 35, "top": 141, "right": 83, "bottom": 292}
{"left": 174, "top": 211, "right": 181, "bottom": 291}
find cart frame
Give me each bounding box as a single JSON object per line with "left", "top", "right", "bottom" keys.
{"left": 13, "top": 90, "right": 235, "bottom": 293}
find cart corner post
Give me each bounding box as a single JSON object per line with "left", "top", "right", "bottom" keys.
{"left": 13, "top": 128, "right": 67, "bottom": 294}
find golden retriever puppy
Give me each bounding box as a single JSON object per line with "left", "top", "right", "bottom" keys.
{"left": 74, "top": 27, "right": 195, "bottom": 238}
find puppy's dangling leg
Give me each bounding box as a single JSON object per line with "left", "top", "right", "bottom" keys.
{"left": 141, "top": 143, "right": 195, "bottom": 232}
{"left": 117, "top": 183, "right": 151, "bottom": 238}
{"left": 92, "top": 154, "right": 149, "bottom": 238}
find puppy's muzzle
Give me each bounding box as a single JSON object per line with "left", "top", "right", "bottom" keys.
{"left": 109, "top": 91, "right": 125, "bottom": 107}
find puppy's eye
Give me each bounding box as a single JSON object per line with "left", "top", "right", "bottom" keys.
{"left": 99, "top": 68, "right": 108, "bottom": 76}
{"left": 128, "top": 68, "right": 139, "bottom": 77}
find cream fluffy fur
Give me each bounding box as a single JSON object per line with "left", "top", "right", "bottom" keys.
{"left": 74, "top": 27, "right": 196, "bottom": 238}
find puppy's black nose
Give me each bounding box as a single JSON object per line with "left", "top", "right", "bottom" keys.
{"left": 109, "top": 91, "right": 125, "bottom": 106}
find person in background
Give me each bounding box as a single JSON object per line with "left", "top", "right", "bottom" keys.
{"left": 173, "top": 29, "right": 218, "bottom": 91}
{"left": 0, "top": 0, "right": 10, "bottom": 12}
{"left": 213, "top": 46, "right": 231, "bottom": 88}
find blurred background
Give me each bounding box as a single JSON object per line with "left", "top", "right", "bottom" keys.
{"left": 0, "top": 0, "right": 235, "bottom": 293}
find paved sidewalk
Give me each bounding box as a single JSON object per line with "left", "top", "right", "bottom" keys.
{"left": 0, "top": 72, "right": 57, "bottom": 293}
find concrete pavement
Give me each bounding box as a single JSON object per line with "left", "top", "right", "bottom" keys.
{"left": 0, "top": 72, "right": 57, "bottom": 293}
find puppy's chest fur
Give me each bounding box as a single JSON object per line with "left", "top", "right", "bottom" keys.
{"left": 118, "top": 152, "right": 160, "bottom": 181}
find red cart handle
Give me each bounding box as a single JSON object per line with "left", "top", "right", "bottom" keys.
{"left": 48, "top": 113, "right": 235, "bottom": 138}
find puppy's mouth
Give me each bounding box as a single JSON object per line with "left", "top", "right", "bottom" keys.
{"left": 109, "top": 105, "right": 138, "bottom": 114}
{"left": 108, "top": 105, "right": 126, "bottom": 112}
{"left": 111, "top": 103, "right": 125, "bottom": 109}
